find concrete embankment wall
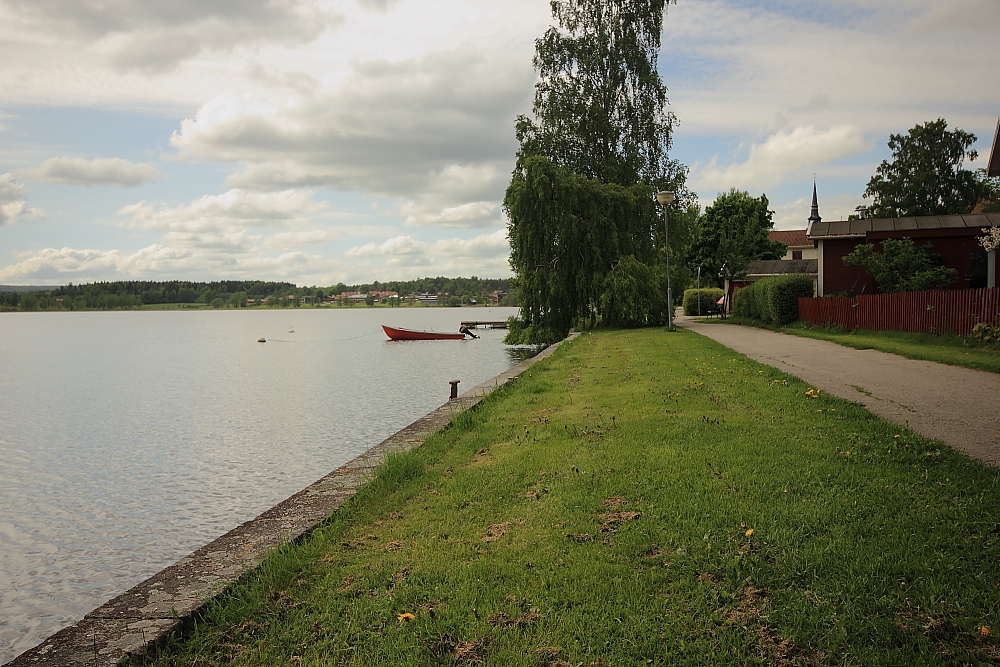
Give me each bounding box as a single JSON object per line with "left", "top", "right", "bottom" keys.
{"left": 6, "top": 336, "right": 576, "bottom": 667}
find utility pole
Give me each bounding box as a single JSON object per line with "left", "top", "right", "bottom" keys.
{"left": 655, "top": 191, "right": 675, "bottom": 331}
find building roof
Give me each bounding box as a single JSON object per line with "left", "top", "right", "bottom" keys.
{"left": 768, "top": 229, "right": 810, "bottom": 247}
{"left": 988, "top": 118, "right": 1000, "bottom": 178}
{"left": 743, "top": 259, "right": 818, "bottom": 276}
{"left": 807, "top": 213, "right": 1000, "bottom": 239}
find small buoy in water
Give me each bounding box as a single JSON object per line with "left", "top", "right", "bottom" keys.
{"left": 258, "top": 337, "right": 266, "bottom": 343}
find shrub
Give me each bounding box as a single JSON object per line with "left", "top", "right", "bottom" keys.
{"left": 598, "top": 256, "right": 668, "bottom": 328}
{"left": 970, "top": 320, "right": 1000, "bottom": 347}
{"left": 682, "top": 288, "right": 724, "bottom": 316}
{"left": 730, "top": 274, "right": 814, "bottom": 325}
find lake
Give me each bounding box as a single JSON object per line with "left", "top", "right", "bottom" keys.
{"left": 0, "top": 307, "right": 521, "bottom": 664}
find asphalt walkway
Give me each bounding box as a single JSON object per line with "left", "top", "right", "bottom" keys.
{"left": 675, "top": 316, "right": 1000, "bottom": 465}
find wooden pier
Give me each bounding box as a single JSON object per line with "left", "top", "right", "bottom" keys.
{"left": 460, "top": 320, "right": 508, "bottom": 329}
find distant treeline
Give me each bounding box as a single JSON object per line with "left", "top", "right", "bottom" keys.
{"left": 0, "top": 277, "right": 511, "bottom": 311}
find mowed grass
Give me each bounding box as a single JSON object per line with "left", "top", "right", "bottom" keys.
{"left": 134, "top": 329, "right": 1000, "bottom": 666}
{"left": 718, "top": 317, "right": 1000, "bottom": 375}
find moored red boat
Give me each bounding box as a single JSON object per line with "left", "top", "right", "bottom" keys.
{"left": 382, "top": 325, "right": 466, "bottom": 341}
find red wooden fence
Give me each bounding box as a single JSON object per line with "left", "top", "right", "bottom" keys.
{"left": 797, "top": 287, "right": 1000, "bottom": 336}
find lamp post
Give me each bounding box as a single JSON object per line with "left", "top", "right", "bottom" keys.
{"left": 655, "top": 190, "right": 675, "bottom": 331}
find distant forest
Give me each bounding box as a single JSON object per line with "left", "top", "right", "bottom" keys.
{"left": 0, "top": 277, "right": 512, "bottom": 311}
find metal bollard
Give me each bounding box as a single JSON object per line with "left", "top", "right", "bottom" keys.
{"left": 449, "top": 380, "right": 460, "bottom": 400}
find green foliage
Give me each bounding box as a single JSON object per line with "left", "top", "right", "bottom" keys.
{"left": 731, "top": 274, "right": 813, "bottom": 325}
{"left": 133, "top": 329, "right": 1000, "bottom": 667}
{"left": 505, "top": 0, "right": 694, "bottom": 344}
{"left": 505, "top": 157, "right": 662, "bottom": 343}
{"left": 975, "top": 169, "right": 1000, "bottom": 214}
{"left": 688, "top": 189, "right": 785, "bottom": 287}
{"left": 515, "top": 0, "right": 679, "bottom": 185}
{"left": 598, "top": 255, "right": 668, "bottom": 327}
{"left": 865, "top": 118, "right": 985, "bottom": 217}
{"left": 970, "top": 320, "right": 1000, "bottom": 347}
{"left": 682, "top": 287, "right": 724, "bottom": 316}
{"left": 842, "top": 237, "right": 958, "bottom": 293}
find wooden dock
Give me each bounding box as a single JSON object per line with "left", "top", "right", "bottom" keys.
{"left": 461, "top": 320, "right": 508, "bottom": 329}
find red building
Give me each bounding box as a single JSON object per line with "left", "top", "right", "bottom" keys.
{"left": 807, "top": 213, "right": 999, "bottom": 296}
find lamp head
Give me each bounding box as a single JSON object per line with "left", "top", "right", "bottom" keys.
{"left": 655, "top": 190, "right": 674, "bottom": 205}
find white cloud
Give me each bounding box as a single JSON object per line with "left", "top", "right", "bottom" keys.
{"left": 771, "top": 193, "right": 866, "bottom": 230}
{"left": 0, "top": 173, "right": 44, "bottom": 224}
{"left": 689, "top": 125, "right": 868, "bottom": 193}
{"left": 16, "top": 157, "right": 160, "bottom": 186}
{"left": 163, "top": 43, "right": 531, "bottom": 231}
{"left": 0, "top": 0, "right": 331, "bottom": 74}
{"left": 172, "top": 46, "right": 531, "bottom": 196}
{"left": 345, "top": 229, "right": 511, "bottom": 276}
{"left": 0, "top": 244, "right": 344, "bottom": 285}
{"left": 663, "top": 1, "right": 1000, "bottom": 139}
{"left": 116, "top": 188, "right": 327, "bottom": 233}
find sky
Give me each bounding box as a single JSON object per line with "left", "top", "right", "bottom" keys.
{"left": 1, "top": 0, "right": 998, "bottom": 287}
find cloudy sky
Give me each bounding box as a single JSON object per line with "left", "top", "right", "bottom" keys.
{"left": 1, "top": 0, "right": 998, "bottom": 286}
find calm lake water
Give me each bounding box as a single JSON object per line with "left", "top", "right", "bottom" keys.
{"left": 0, "top": 307, "right": 522, "bottom": 663}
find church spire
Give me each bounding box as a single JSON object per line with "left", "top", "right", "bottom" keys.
{"left": 808, "top": 181, "right": 822, "bottom": 224}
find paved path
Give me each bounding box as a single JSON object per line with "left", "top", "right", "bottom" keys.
{"left": 675, "top": 317, "right": 1000, "bottom": 465}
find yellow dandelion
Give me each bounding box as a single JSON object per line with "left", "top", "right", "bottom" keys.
{"left": 982, "top": 626, "right": 991, "bottom": 636}
{"left": 397, "top": 613, "right": 415, "bottom": 623}
{"left": 893, "top": 435, "right": 901, "bottom": 438}
{"left": 745, "top": 529, "right": 754, "bottom": 537}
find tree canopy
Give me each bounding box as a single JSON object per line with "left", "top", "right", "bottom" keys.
{"left": 864, "top": 118, "right": 985, "bottom": 217}
{"left": 842, "top": 237, "right": 958, "bottom": 293}
{"left": 516, "top": 0, "right": 680, "bottom": 185}
{"left": 505, "top": 0, "right": 690, "bottom": 344}
{"left": 506, "top": 157, "right": 664, "bottom": 342}
{"left": 687, "top": 189, "right": 785, "bottom": 288}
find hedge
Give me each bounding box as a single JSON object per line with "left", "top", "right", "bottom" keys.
{"left": 682, "top": 288, "right": 724, "bottom": 316}
{"left": 731, "top": 274, "right": 814, "bottom": 325}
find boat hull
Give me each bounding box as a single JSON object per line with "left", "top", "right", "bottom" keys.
{"left": 382, "top": 325, "right": 466, "bottom": 341}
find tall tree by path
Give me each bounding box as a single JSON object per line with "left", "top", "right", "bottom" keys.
{"left": 687, "top": 189, "right": 785, "bottom": 289}
{"left": 506, "top": 0, "right": 693, "bottom": 344}
{"left": 864, "top": 118, "right": 985, "bottom": 218}
{"left": 516, "top": 0, "right": 679, "bottom": 185}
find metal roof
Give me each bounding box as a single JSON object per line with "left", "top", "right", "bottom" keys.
{"left": 807, "top": 213, "right": 1000, "bottom": 239}
{"left": 743, "top": 259, "right": 818, "bottom": 276}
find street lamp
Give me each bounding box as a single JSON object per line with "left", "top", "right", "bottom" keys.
{"left": 655, "top": 190, "right": 675, "bottom": 331}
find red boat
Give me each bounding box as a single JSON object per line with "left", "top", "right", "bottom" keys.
{"left": 382, "top": 325, "right": 466, "bottom": 341}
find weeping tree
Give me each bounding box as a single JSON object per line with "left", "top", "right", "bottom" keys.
{"left": 505, "top": 0, "right": 693, "bottom": 344}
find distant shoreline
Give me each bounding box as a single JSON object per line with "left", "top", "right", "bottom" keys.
{"left": 0, "top": 302, "right": 508, "bottom": 313}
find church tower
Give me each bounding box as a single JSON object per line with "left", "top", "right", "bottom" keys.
{"left": 808, "top": 182, "right": 821, "bottom": 225}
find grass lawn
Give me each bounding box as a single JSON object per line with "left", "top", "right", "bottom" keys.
{"left": 713, "top": 317, "right": 1000, "bottom": 375}
{"left": 134, "top": 328, "right": 1000, "bottom": 666}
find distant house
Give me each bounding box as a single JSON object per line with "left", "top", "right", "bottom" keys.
{"left": 489, "top": 290, "right": 506, "bottom": 305}
{"left": 723, "top": 187, "right": 822, "bottom": 305}
{"left": 415, "top": 293, "right": 438, "bottom": 304}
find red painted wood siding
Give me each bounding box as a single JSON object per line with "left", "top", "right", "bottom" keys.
{"left": 798, "top": 287, "right": 1000, "bottom": 336}
{"left": 820, "top": 238, "right": 873, "bottom": 295}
